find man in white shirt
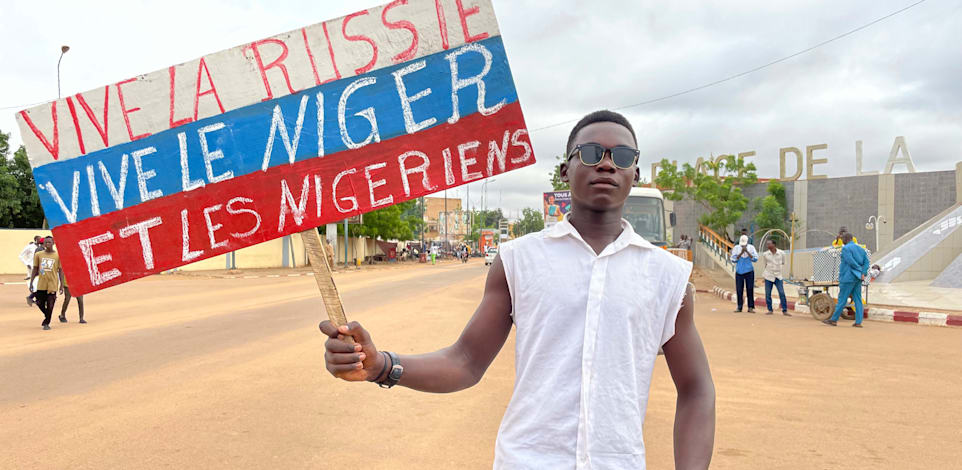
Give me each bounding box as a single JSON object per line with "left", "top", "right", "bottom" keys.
{"left": 762, "top": 239, "right": 791, "bottom": 316}
{"left": 319, "top": 110, "right": 715, "bottom": 469}
{"left": 18, "top": 236, "right": 42, "bottom": 280}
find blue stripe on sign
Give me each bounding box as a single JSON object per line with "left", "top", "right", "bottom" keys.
{"left": 34, "top": 36, "right": 518, "bottom": 228}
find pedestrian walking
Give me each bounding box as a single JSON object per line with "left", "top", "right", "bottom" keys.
{"left": 319, "top": 110, "right": 715, "bottom": 468}
{"left": 823, "top": 232, "right": 870, "bottom": 327}
{"left": 730, "top": 235, "right": 758, "bottom": 312}
{"left": 430, "top": 245, "right": 438, "bottom": 265}
{"left": 18, "top": 236, "right": 42, "bottom": 280}
{"left": 29, "top": 237, "right": 62, "bottom": 330}
{"left": 762, "top": 239, "right": 790, "bottom": 316}
{"left": 58, "top": 267, "right": 86, "bottom": 324}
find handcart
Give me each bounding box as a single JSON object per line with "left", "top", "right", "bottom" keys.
{"left": 787, "top": 279, "right": 869, "bottom": 321}
{"left": 787, "top": 246, "right": 871, "bottom": 321}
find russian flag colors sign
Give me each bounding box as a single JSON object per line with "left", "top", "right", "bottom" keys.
{"left": 15, "top": 0, "right": 534, "bottom": 296}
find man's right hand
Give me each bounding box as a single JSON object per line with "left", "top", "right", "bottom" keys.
{"left": 319, "top": 320, "right": 385, "bottom": 382}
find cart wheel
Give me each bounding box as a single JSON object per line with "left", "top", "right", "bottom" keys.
{"left": 842, "top": 307, "right": 855, "bottom": 321}
{"left": 809, "top": 293, "right": 835, "bottom": 321}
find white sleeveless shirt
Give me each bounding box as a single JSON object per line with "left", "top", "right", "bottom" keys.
{"left": 495, "top": 216, "right": 692, "bottom": 469}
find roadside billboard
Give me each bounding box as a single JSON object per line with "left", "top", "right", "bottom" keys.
{"left": 543, "top": 190, "right": 571, "bottom": 227}
{"left": 480, "top": 228, "right": 496, "bottom": 252}
{"left": 17, "top": 0, "right": 534, "bottom": 295}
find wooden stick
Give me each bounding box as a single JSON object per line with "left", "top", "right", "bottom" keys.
{"left": 299, "top": 228, "right": 353, "bottom": 343}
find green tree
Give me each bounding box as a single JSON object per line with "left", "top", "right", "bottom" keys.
{"left": 654, "top": 156, "right": 758, "bottom": 236}
{"left": 753, "top": 181, "right": 788, "bottom": 244}
{"left": 512, "top": 207, "right": 544, "bottom": 237}
{"left": 400, "top": 199, "right": 425, "bottom": 238}
{"left": 330, "top": 200, "right": 421, "bottom": 241}
{"left": 0, "top": 130, "right": 44, "bottom": 228}
{"left": 466, "top": 208, "right": 503, "bottom": 242}
{"left": 0, "top": 131, "right": 18, "bottom": 227}
{"left": 11, "top": 147, "right": 44, "bottom": 227}
{"left": 549, "top": 153, "right": 570, "bottom": 190}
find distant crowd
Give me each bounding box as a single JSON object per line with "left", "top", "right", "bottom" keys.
{"left": 728, "top": 226, "right": 882, "bottom": 327}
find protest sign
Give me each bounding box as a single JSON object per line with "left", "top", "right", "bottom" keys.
{"left": 543, "top": 191, "right": 570, "bottom": 227}
{"left": 16, "top": 0, "right": 534, "bottom": 296}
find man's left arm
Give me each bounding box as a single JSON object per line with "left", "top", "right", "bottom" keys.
{"left": 663, "top": 285, "right": 715, "bottom": 469}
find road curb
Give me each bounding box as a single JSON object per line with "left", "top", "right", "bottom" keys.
{"left": 709, "top": 285, "right": 961, "bottom": 328}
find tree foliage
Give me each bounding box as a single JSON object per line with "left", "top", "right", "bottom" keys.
{"left": 328, "top": 200, "right": 421, "bottom": 241}
{"left": 753, "top": 181, "right": 789, "bottom": 244}
{"left": 512, "top": 207, "right": 544, "bottom": 237}
{"left": 0, "top": 129, "right": 45, "bottom": 228}
{"left": 549, "top": 153, "right": 570, "bottom": 191}
{"left": 654, "top": 156, "right": 758, "bottom": 235}
{"left": 465, "top": 209, "right": 504, "bottom": 242}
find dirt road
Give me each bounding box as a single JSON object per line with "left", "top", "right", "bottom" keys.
{"left": 1, "top": 260, "right": 959, "bottom": 469}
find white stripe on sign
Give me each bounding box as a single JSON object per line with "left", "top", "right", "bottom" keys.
{"left": 16, "top": 0, "right": 500, "bottom": 167}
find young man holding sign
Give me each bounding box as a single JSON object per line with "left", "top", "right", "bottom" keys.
{"left": 320, "top": 111, "right": 715, "bottom": 469}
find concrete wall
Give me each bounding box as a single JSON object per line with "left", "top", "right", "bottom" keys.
{"left": 806, "top": 175, "right": 880, "bottom": 251}
{"left": 733, "top": 182, "right": 773, "bottom": 233}
{"left": 1, "top": 228, "right": 52, "bottom": 275}
{"left": 689, "top": 168, "right": 958, "bottom": 253}
{"left": 893, "top": 170, "right": 957, "bottom": 240}
{"left": 176, "top": 235, "right": 377, "bottom": 272}
{"left": 175, "top": 235, "right": 310, "bottom": 271}
{"left": 685, "top": 165, "right": 962, "bottom": 282}
{"left": 673, "top": 199, "right": 707, "bottom": 244}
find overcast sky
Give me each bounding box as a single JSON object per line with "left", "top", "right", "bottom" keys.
{"left": 1, "top": 0, "right": 959, "bottom": 219}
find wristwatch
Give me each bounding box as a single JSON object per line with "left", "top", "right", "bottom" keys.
{"left": 377, "top": 351, "right": 403, "bottom": 389}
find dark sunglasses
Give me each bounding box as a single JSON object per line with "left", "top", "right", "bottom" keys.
{"left": 569, "top": 143, "right": 640, "bottom": 169}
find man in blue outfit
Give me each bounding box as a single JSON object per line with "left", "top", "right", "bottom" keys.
{"left": 730, "top": 235, "right": 758, "bottom": 313}
{"left": 823, "top": 232, "right": 870, "bottom": 327}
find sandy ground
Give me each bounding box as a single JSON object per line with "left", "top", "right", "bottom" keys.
{"left": 2, "top": 259, "right": 960, "bottom": 469}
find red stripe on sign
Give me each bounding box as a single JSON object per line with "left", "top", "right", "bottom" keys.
{"left": 53, "top": 103, "right": 532, "bottom": 295}
{"left": 893, "top": 311, "right": 919, "bottom": 323}
{"left": 945, "top": 315, "right": 962, "bottom": 327}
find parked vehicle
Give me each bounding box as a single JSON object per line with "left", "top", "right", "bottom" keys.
{"left": 484, "top": 246, "right": 498, "bottom": 266}
{"left": 624, "top": 187, "right": 675, "bottom": 247}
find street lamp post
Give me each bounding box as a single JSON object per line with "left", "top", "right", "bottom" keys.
{"left": 45, "top": 45, "right": 71, "bottom": 230}
{"left": 482, "top": 178, "right": 496, "bottom": 223}
{"left": 57, "top": 45, "right": 70, "bottom": 99}
{"left": 865, "top": 215, "right": 888, "bottom": 252}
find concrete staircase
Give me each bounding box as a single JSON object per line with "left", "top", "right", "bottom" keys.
{"left": 696, "top": 226, "right": 735, "bottom": 280}
{"left": 931, "top": 252, "right": 962, "bottom": 288}
{"left": 873, "top": 203, "right": 962, "bottom": 283}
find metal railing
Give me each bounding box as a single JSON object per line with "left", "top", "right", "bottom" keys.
{"left": 698, "top": 225, "right": 735, "bottom": 268}
{"left": 666, "top": 248, "right": 693, "bottom": 261}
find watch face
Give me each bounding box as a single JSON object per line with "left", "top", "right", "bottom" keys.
{"left": 389, "top": 365, "right": 403, "bottom": 380}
